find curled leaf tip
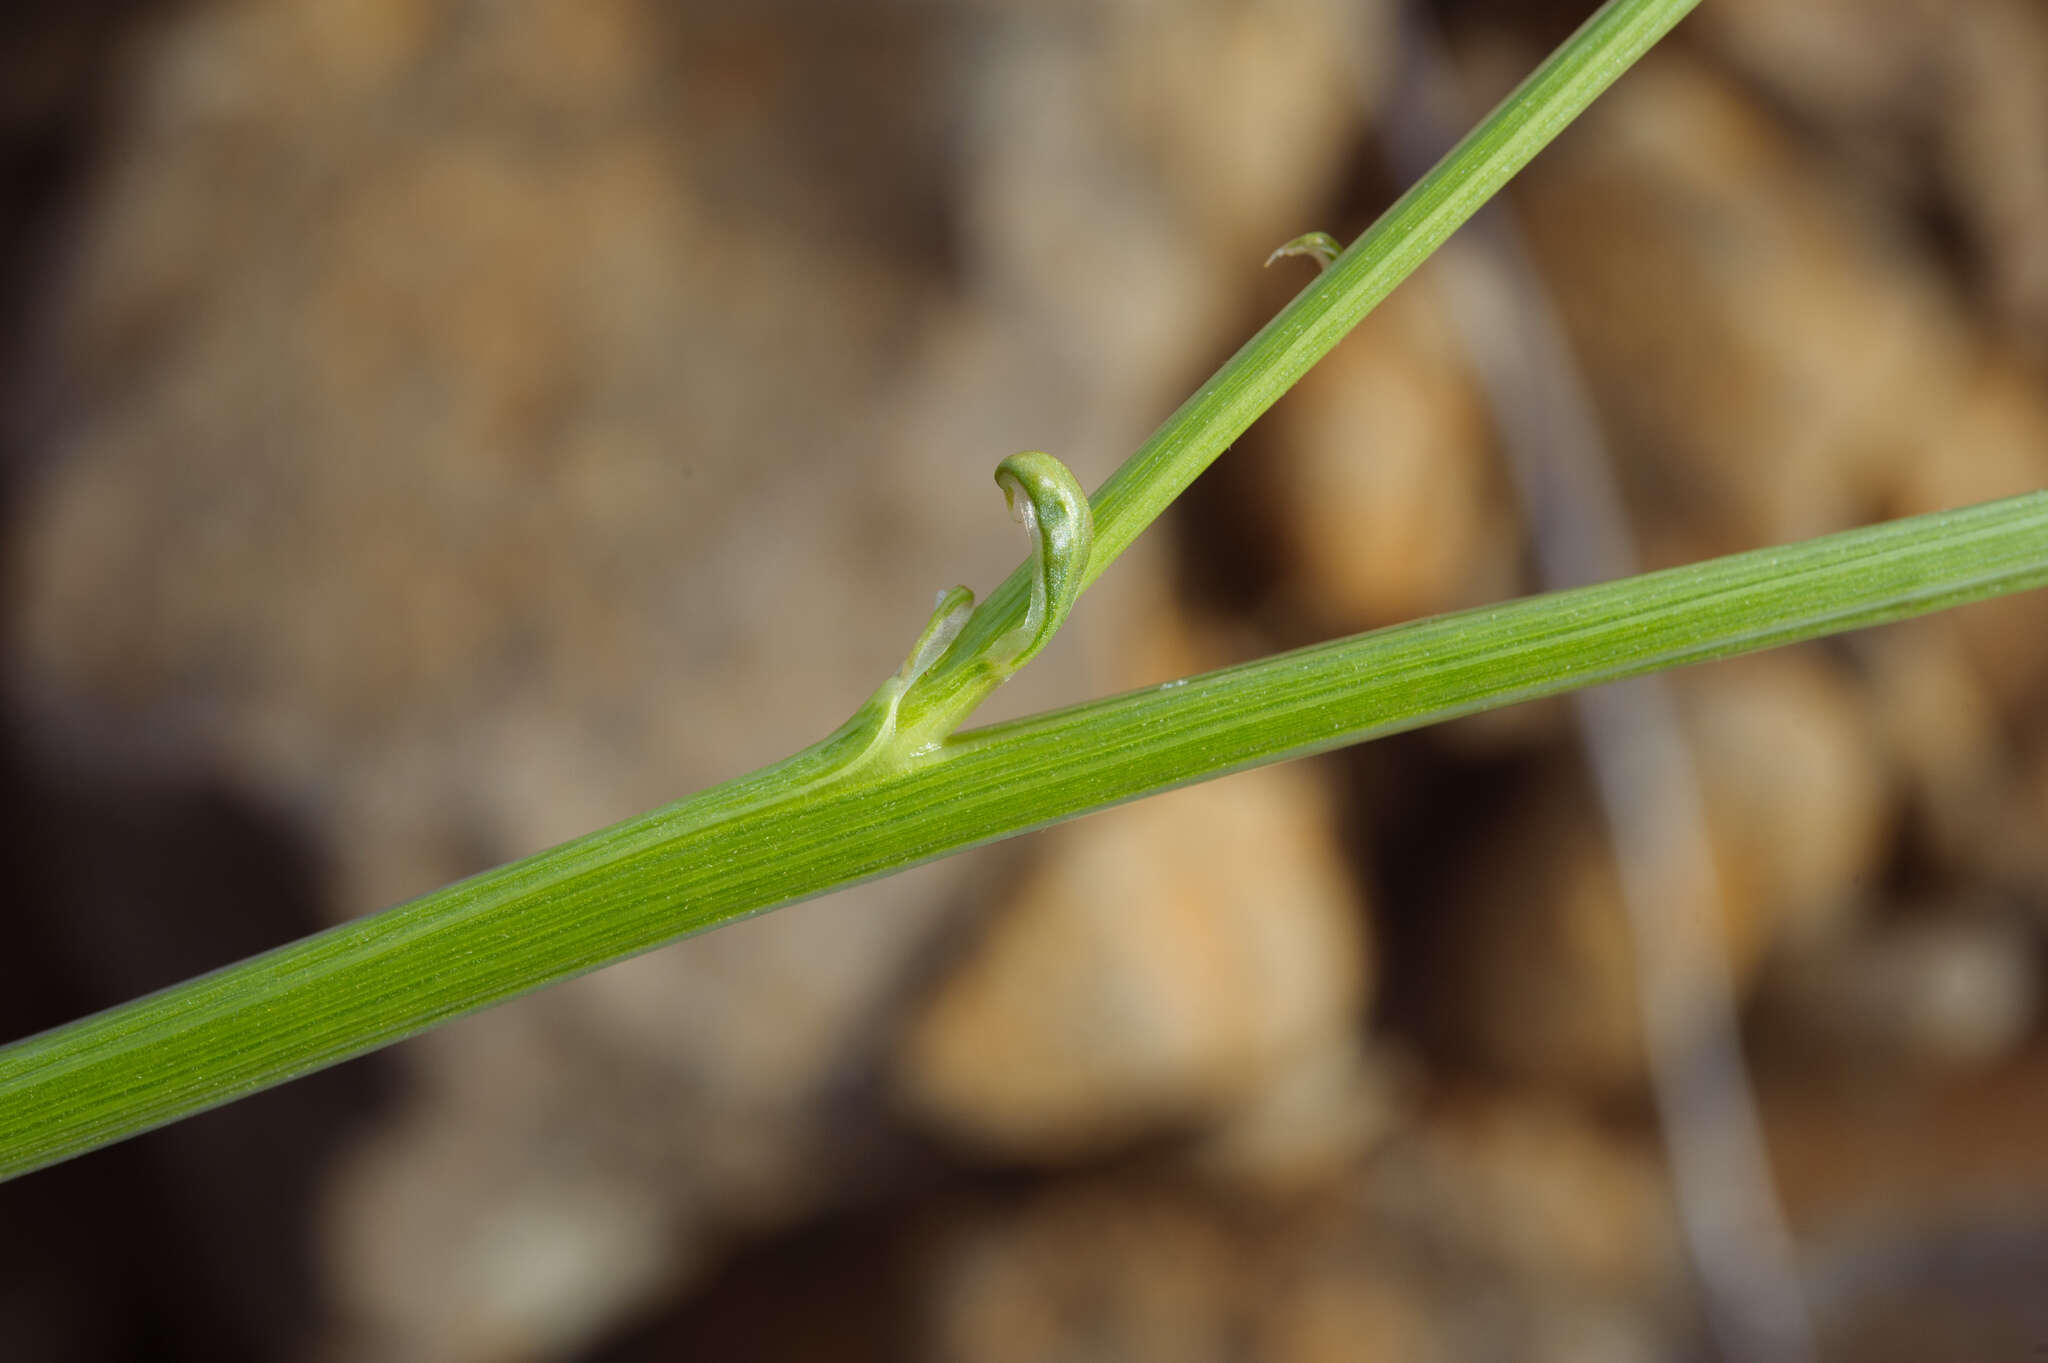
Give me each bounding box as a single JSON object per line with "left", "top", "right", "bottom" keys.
{"left": 1264, "top": 231, "right": 1343, "bottom": 273}
{"left": 992, "top": 451, "right": 1093, "bottom": 672}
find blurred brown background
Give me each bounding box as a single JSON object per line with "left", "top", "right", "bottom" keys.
{"left": 3, "top": 1, "right": 2047, "bottom": 1360}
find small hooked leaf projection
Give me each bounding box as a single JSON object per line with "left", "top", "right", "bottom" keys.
{"left": 990, "top": 451, "right": 1093, "bottom": 675}
{"left": 1264, "top": 230, "right": 1343, "bottom": 273}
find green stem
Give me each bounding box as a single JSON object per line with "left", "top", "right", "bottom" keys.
{"left": 6, "top": 491, "right": 2046, "bottom": 1180}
